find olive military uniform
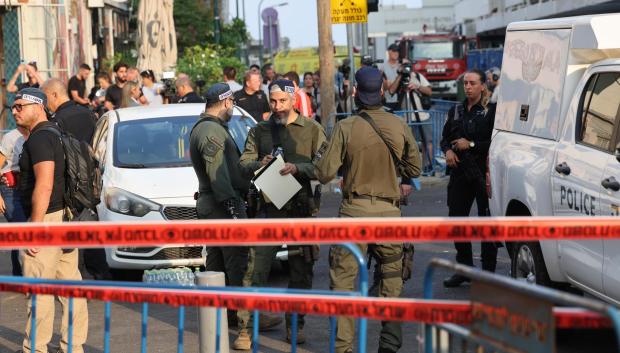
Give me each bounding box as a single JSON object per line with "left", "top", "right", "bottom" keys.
{"left": 189, "top": 113, "right": 249, "bottom": 289}
{"left": 315, "top": 106, "right": 421, "bottom": 353}
{"left": 238, "top": 113, "right": 326, "bottom": 331}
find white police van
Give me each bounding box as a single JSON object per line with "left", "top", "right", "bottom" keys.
{"left": 488, "top": 14, "right": 620, "bottom": 304}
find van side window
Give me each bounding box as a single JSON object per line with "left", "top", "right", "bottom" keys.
{"left": 578, "top": 72, "right": 620, "bottom": 152}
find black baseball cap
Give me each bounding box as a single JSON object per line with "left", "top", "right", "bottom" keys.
{"left": 388, "top": 43, "right": 400, "bottom": 52}
{"left": 355, "top": 67, "right": 383, "bottom": 106}
{"left": 15, "top": 87, "right": 47, "bottom": 107}
{"left": 204, "top": 83, "right": 233, "bottom": 104}
{"left": 269, "top": 79, "right": 296, "bottom": 95}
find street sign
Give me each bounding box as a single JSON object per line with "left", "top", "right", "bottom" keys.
{"left": 331, "top": 0, "right": 368, "bottom": 24}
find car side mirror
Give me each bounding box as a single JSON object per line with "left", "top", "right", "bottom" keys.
{"left": 616, "top": 143, "right": 620, "bottom": 163}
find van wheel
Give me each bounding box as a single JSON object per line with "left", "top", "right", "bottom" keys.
{"left": 510, "top": 242, "right": 552, "bottom": 286}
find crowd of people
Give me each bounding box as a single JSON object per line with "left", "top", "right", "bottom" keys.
{"left": 0, "top": 52, "right": 502, "bottom": 352}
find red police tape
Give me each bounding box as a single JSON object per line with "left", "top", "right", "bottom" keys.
{"left": 2, "top": 216, "right": 620, "bottom": 248}
{"left": 0, "top": 281, "right": 610, "bottom": 329}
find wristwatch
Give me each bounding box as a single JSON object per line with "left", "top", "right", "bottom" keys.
{"left": 469, "top": 140, "right": 475, "bottom": 148}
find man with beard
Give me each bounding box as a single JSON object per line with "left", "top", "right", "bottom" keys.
{"left": 237, "top": 79, "right": 326, "bottom": 350}
{"left": 189, "top": 82, "right": 250, "bottom": 344}
{"left": 105, "top": 62, "right": 128, "bottom": 110}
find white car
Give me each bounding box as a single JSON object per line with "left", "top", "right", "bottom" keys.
{"left": 92, "top": 103, "right": 256, "bottom": 272}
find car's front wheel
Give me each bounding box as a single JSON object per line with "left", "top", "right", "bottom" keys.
{"left": 510, "top": 242, "right": 552, "bottom": 286}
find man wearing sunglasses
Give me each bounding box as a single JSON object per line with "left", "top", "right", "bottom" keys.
{"left": 13, "top": 87, "right": 88, "bottom": 353}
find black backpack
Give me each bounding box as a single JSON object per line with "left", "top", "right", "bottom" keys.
{"left": 41, "top": 125, "right": 101, "bottom": 220}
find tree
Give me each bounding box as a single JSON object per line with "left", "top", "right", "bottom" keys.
{"left": 174, "top": 0, "right": 249, "bottom": 56}
{"left": 174, "top": 0, "right": 212, "bottom": 54}
{"left": 176, "top": 45, "right": 245, "bottom": 89}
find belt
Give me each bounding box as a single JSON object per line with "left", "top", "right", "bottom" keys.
{"left": 350, "top": 194, "right": 400, "bottom": 207}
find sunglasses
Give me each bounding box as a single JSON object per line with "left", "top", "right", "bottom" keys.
{"left": 11, "top": 102, "right": 38, "bottom": 112}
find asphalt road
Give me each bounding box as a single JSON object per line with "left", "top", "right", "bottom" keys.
{"left": 0, "top": 178, "right": 616, "bottom": 353}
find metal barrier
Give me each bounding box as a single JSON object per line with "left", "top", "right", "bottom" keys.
{"left": 3, "top": 218, "right": 620, "bottom": 353}
{"left": 423, "top": 258, "right": 620, "bottom": 353}
{"left": 7, "top": 243, "right": 369, "bottom": 353}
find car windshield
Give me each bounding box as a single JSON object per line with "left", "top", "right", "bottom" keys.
{"left": 411, "top": 41, "right": 458, "bottom": 60}
{"left": 113, "top": 111, "right": 256, "bottom": 169}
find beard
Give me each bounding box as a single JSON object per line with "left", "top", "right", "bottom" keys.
{"left": 273, "top": 113, "right": 288, "bottom": 125}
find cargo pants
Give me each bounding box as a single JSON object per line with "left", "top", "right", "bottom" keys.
{"left": 238, "top": 205, "right": 315, "bottom": 331}
{"left": 331, "top": 197, "right": 403, "bottom": 353}
{"left": 21, "top": 210, "right": 89, "bottom": 353}
{"left": 197, "top": 194, "right": 249, "bottom": 326}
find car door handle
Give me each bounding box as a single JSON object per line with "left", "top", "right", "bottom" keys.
{"left": 555, "top": 162, "right": 571, "bottom": 175}
{"left": 602, "top": 176, "right": 620, "bottom": 192}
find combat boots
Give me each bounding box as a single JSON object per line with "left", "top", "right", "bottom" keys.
{"left": 232, "top": 329, "right": 251, "bottom": 350}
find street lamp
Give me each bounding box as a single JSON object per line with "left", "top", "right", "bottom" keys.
{"left": 258, "top": 1, "right": 288, "bottom": 67}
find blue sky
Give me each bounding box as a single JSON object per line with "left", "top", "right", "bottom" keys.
{"left": 230, "top": 0, "right": 423, "bottom": 48}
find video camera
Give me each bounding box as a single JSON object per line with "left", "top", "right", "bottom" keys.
{"left": 361, "top": 55, "right": 384, "bottom": 68}
{"left": 161, "top": 71, "right": 177, "bottom": 98}
{"left": 398, "top": 60, "right": 413, "bottom": 86}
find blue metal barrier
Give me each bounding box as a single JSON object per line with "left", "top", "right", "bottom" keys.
{"left": 8, "top": 242, "right": 369, "bottom": 353}
{"left": 423, "top": 258, "right": 620, "bottom": 353}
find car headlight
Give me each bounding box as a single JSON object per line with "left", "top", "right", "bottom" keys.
{"left": 104, "top": 187, "right": 161, "bottom": 217}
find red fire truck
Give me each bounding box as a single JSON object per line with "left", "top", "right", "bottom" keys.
{"left": 399, "top": 33, "right": 478, "bottom": 99}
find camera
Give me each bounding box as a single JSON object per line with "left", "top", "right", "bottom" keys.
{"left": 361, "top": 55, "right": 384, "bottom": 68}
{"left": 339, "top": 63, "right": 351, "bottom": 79}
{"left": 161, "top": 71, "right": 177, "bottom": 98}
{"left": 398, "top": 61, "right": 413, "bottom": 86}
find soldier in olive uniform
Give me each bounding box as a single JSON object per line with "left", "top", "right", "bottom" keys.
{"left": 189, "top": 82, "right": 249, "bottom": 335}
{"left": 237, "top": 79, "right": 326, "bottom": 349}
{"left": 315, "top": 67, "right": 421, "bottom": 353}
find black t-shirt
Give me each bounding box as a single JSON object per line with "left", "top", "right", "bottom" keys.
{"left": 53, "top": 100, "right": 96, "bottom": 143}
{"left": 67, "top": 76, "right": 86, "bottom": 101}
{"left": 105, "top": 84, "right": 123, "bottom": 109}
{"left": 19, "top": 121, "right": 65, "bottom": 217}
{"left": 234, "top": 89, "right": 270, "bottom": 121}
{"left": 178, "top": 91, "right": 204, "bottom": 104}
{"left": 17, "top": 82, "right": 39, "bottom": 91}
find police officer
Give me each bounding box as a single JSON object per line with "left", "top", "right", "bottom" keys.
{"left": 440, "top": 69, "right": 498, "bottom": 288}
{"left": 315, "top": 67, "right": 421, "bottom": 353}
{"left": 237, "top": 79, "right": 326, "bottom": 350}
{"left": 189, "top": 82, "right": 249, "bottom": 333}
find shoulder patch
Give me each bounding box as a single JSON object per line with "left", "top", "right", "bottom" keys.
{"left": 313, "top": 141, "right": 329, "bottom": 164}
{"left": 205, "top": 135, "right": 224, "bottom": 157}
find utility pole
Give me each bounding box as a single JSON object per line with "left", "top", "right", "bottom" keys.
{"left": 317, "top": 0, "right": 336, "bottom": 132}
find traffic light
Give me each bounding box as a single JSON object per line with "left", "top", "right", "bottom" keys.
{"left": 368, "top": 0, "right": 378, "bottom": 13}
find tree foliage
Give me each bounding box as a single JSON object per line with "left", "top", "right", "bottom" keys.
{"left": 176, "top": 45, "right": 245, "bottom": 88}
{"left": 173, "top": 0, "right": 249, "bottom": 55}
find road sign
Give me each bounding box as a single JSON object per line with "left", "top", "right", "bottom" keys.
{"left": 331, "top": 0, "right": 368, "bottom": 24}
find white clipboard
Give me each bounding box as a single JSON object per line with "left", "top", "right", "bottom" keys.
{"left": 251, "top": 155, "right": 302, "bottom": 210}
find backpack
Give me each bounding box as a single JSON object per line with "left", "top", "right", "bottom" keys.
{"left": 41, "top": 125, "right": 101, "bottom": 220}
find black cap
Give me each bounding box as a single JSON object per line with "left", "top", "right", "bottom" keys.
{"left": 204, "top": 83, "right": 233, "bottom": 104}
{"left": 15, "top": 87, "right": 47, "bottom": 106}
{"left": 355, "top": 67, "right": 383, "bottom": 106}
{"left": 388, "top": 43, "right": 400, "bottom": 52}
{"left": 269, "top": 79, "right": 296, "bottom": 95}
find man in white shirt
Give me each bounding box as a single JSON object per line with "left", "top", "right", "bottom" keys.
{"left": 223, "top": 66, "right": 243, "bottom": 93}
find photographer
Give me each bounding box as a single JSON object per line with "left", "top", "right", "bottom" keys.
{"left": 382, "top": 44, "right": 432, "bottom": 112}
